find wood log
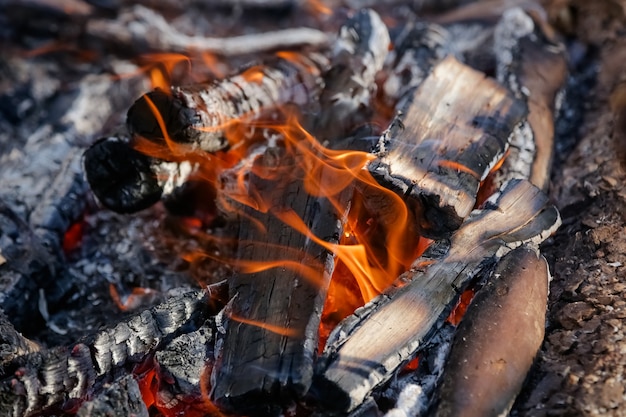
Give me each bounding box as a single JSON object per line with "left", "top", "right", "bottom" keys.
{"left": 0, "top": 289, "right": 213, "bottom": 416}
{"left": 369, "top": 56, "right": 528, "bottom": 238}
{"left": 381, "top": 21, "right": 451, "bottom": 109}
{"left": 430, "top": 245, "right": 549, "bottom": 417}
{"left": 314, "top": 179, "right": 560, "bottom": 413}
{"left": 494, "top": 7, "right": 568, "bottom": 191}
{"left": 126, "top": 50, "right": 329, "bottom": 153}
{"left": 315, "top": 9, "right": 390, "bottom": 141}
{"left": 210, "top": 143, "right": 353, "bottom": 414}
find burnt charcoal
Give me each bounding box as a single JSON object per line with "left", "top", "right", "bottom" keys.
{"left": 83, "top": 136, "right": 163, "bottom": 213}
{"left": 0, "top": 310, "right": 40, "bottom": 366}
{"left": 126, "top": 88, "right": 201, "bottom": 149}
{"left": 76, "top": 374, "right": 149, "bottom": 417}
{"left": 0, "top": 289, "right": 212, "bottom": 416}
{"left": 153, "top": 319, "right": 213, "bottom": 409}
{"left": 0, "top": 199, "right": 55, "bottom": 333}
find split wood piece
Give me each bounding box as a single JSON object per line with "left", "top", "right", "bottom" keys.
{"left": 76, "top": 375, "right": 149, "bottom": 417}
{"left": 315, "top": 9, "right": 390, "bottom": 142}
{"left": 382, "top": 21, "right": 452, "bottom": 109}
{"left": 86, "top": 5, "right": 329, "bottom": 58}
{"left": 430, "top": 245, "right": 549, "bottom": 417}
{"left": 369, "top": 56, "right": 528, "bottom": 238}
{"left": 494, "top": 8, "right": 568, "bottom": 191}
{"left": 0, "top": 289, "right": 211, "bottom": 417}
{"left": 210, "top": 147, "right": 352, "bottom": 414}
{"left": 314, "top": 179, "right": 561, "bottom": 413}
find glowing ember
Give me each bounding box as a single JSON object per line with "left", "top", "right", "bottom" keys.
{"left": 62, "top": 219, "right": 84, "bottom": 254}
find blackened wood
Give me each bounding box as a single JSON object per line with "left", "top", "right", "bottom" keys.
{"left": 76, "top": 375, "right": 149, "bottom": 417}
{"left": 0, "top": 289, "right": 211, "bottom": 417}
{"left": 210, "top": 147, "right": 351, "bottom": 414}
{"left": 382, "top": 21, "right": 451, "bottom": 108}
{"left": 315, "top": 9, "right": 390, "bottom": 141}
{"left": 126, "top": 51, "right": 328, "bottom": 153}
{"left": 154, "top": 319, "right": 213, "bottom": 407}
{"left": 494, "top": 8, "right": 568, "bottom": 191}
{"left": 0, "top": 310, "right": 40, "bottom": 366}
{"left": 430, "top": 245, "right": 549, "bottom": 417}
{"left": 369, "top": 56, "right": 528, "bottom": 239}
{"left": 314, "top": 179, "right": 560, "bottom": 413}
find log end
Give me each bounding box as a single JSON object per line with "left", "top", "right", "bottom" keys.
{"left": 83, "top": 136, "right": 163, "bottom": 213}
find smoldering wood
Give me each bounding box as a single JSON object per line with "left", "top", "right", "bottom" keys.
{"left": 126, "top": 52, "right": 328, "bottom": 154}
{"left": 153, "top": 319, "right": 213, "bottom": 408}
{"left": 381, "top": 21, "right": 452, "bottom": 109}
{"left": 430, "top": 245, "right": 549, "bottom": 417}
{"left": 0, "top": 289, "right": 212, "bottom": 417}
{"left": 494, "top": 8, "right": 568, "bottom": 191}
{"left": 76, "top": 374, "right": 149, "bottom": 417}
{"left": 86, "top": 5, "right": 330, "bottom": 57}
{"left": 83, "top": 135, "right": 168, "bottom": 214}
{"left": 369, "top": 56, "right": 528, "bottom": 239}
{"left": 210, "top": 145, "right": 353, "bottom": 414}
{"left": 314, "top": 179, "right": 560, "bottom": 413}
{"left": 315, "top": 9, "right": 390, "bottom": 141}
{"left": 0, "top": 310, "right": 40, "bottom": 367}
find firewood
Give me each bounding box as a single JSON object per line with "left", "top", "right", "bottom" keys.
{"left": 314, "top": 179, "right": 560, "bottom": 413}
{"left": 381, "top": 21, "right": 451, "bottom": 108}
{"left": 126, "top": 49, "right": 328, "bottom": 154}
{"left": 0, "top": 289, "right": 214, "bottom": 416}
{"left": 315, "top": 9, "right": 390, "bottom": 141}
{"left": 83, "top": 135, "right": 174, "bottom": 214}
{"left": 87, "top": 9, "right": 387, "bottom": 214}
{"left": 369, "top": 56, "right": 528, "bottom": 238}
{"left": 210, "top": 143, "right": 353, "bottom": 414}
{"left": 430, "top": 245, "right": 549, "bottom": 417}
{"left": 86, "top": 5, "right": 330, "bottom": 57}
{"left": 494, "top": 8, "right": 568, "bottom": 191}
{"left": 0, "top": 310, "right": 40, "bottom": 367}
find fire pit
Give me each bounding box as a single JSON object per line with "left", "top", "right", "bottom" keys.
{"left": 1, "top": 0, "right": 626, "bottom": 416}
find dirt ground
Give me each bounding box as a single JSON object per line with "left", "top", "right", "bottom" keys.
{"left": 512, "top": 1, "right": 626, "bottom": 415}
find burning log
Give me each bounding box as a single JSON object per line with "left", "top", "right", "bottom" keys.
{"left": 0, "top": 288, "right": 215, "bottom": 416}
{"left": 369, "top": 56, "right": 528, "bottom": 238}
{"left": 494, "top": 7, "right": 568, "bottom": 190}
{"left": 126, "top": 51, "right": 328, "bottom": 154}
{"left": 429, "top": 245, "right": 549, "bottom": 417}
{"left": 314, "top": 179, "right": 560, "bottom": 413}
{"left": 209, "top": 143, "right": 354, "bottom": 414}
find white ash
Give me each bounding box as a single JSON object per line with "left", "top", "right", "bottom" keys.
{"left": 155, "top": 161, "right": 196, "bottom": 196}
{"left": 494, "top": 8, "right": 535, "bottom": 76}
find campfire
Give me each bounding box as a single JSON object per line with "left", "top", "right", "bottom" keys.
{"left": 2, "top": 0, "right": 625, "bottom": 416}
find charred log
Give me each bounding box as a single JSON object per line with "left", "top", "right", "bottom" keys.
{"left": 0, "top": 289, "right": 214, "bottom": 417}
{"left": 369, "top": 56, "right": 528, "bottom": 238}
{"left": 430, "top": 245, "right": 550, "bottom": 417}
{"left": 126, "top": 52, "right": 328, "bottom": 153}
{"left": 210, "top": 144, "right": 352, "bottom": 414}
{"left": 314, "top": 179, "right": 560, "bottom": 413}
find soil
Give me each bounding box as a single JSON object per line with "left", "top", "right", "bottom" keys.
{"left": 512, "top": 1, "right": 626, "bottom": 415}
